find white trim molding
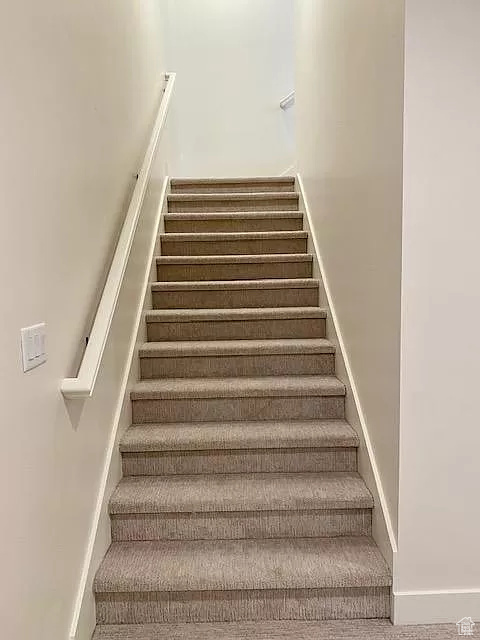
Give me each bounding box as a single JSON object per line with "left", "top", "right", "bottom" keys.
{"left": 61, "top": 72, "right": 176, "bottom": 400}
{"left": 393, "top": 588, "right": 480, "bottom": 625}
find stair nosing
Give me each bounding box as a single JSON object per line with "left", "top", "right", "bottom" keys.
{"left": 93, "top": 536, "right": 392, "bottom": 593}
{"left": 120, "top": 420, "right": 359, "bottom": 453}
{"left": 164, "top": 211, "right": 304, "bottom": 220}
{"left": 167, "top": 192, "right": 299, "bottom": 201}
{"left": 145, "top": 307, "right": 327, "bottom": 323}
{"left": 139, "top": 338, "right": 335, "bottom": 358}
{"left": 170, "top": 177, "right": 295, "bottom": 186}
{"left": 151, "top": 278, "right": 318, "bottom": 292}
{"left": 109, "top": 472, "right": 373, "bottom": 515}
{"left": 160, "top": 231, "right": 308, "bottom": 242}
{"left": 155, "top": 254, "right": 313, "bottom": 265}
{"left": 131, "top": 376, "right": 345, "bottom": 401}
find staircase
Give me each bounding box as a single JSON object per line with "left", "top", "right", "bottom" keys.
{"left": 92, "top": 177, "right": 391, "bottom": 638}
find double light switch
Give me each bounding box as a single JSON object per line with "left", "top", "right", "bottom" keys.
{"left": 21, "top": 323, "right": 47, "bottom": 372}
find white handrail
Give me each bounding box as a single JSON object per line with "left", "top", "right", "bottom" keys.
{"left": 280, "top": 90, "right": 295, "bottom": 110}
{"left": 61, "top": 72, "right": 176, "bottom": 399}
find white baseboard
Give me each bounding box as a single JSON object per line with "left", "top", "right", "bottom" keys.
{"left": 393, "top": 588, "right": 480, "bottom": 625}
{"left": 296, "top": 173, "right": 397, "bottom": 572}
{"left": 69, "top": 177, "right": 169, "bottom": 640}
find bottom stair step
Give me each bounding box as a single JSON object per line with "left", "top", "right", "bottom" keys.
{"left": 94, "top": 537, "right": 391, "bottom": 623}
{"left": 92, "top": 620, "right": 456, "bottom": 640}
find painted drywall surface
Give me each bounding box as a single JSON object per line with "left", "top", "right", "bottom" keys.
{"left": 0, "top": 3, "right": 167, "bottom": 639}
{"left": 163, "top": 0, "right": 294, "bottom": 176}
{"left": 398, "top": 0, "right": 480, "bottom": 597}
{"left": 295, "top": 0, "right": 405, "bottom": 538}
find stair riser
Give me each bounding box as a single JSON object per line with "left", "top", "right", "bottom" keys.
{"left": 140, "top": 354, "right": 335, "bottom": 379}
{"left": 122, "top": 447, "right": 357, "bottom": 476}
{"left": 147, "top": 317, "right": 326, "bottom": 341}
{"left": 170, "top": 182, "right": 295, "bottom": 194}
{"left": 110, "top": 508, "right": 372, "bottom": 542}
{"left": 131, "top": 396, "right": 345, "bottom": 424}
{"left": 95, "top": 586, "right": 390, "bottom": 624}
{"left": 165, "top": 218, "right": 303, "bottom": 233}
{"left": 167, "top": 197, "right": 299, "bottom": 213}
{"left": 160, "top": 238, "right": 307, "bottom": 256}
{"left": 152, "top": 287, "right": 318, "bottom": 309}
{"left": 156, "top": 261, "right": 312, "bottom": 281}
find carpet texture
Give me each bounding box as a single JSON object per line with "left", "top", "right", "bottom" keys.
{"left": 109, "top": 472, "right": 373, "bottom": 513}
{"left": 92, "top": 620, "right": 469, "bottom": 639}
{"left": 167, "top": 192, "right": 299, "bottom": 213}
{"left": 156, "top": 253, "right": 313, "bottom": 280}
{"left": 170, "top": 177, "right": 296, "bottom": 193}
{"left": 94, "top": 537, "right": 390, "bottom": 592}
{"left": 145, "top": 307, "right": 326, "bottom": 341}
{"left": 164, "top": 212, "right": 304, "bottom": 233}
{"left": 119, "top": 420, "right": 358, "bottom": 452}
{"left": 120, "top": 446, "right": 357, "bottom": 476}
{"left": 92, "top": 177, "right": 393, "bottom": 633}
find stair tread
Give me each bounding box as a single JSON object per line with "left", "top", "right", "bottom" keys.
{"left": 110, "top": 472, "right": 372, "bottom": 514}
{"left": 151, "top": 278, "right": 318, "bottom": 291}
{"left": 164, "top": 211, "right": 303, "bottom": 220}
{"left": 156, "top": 254, "right": 313, "bottom": 264}
{"left": 168, "top": 192, "right": 299, "bottom": 201}
{"left": 145, "top": 307, "right": 326, "bottom": 323}
{"left": 139, "top": 338, "right": 335, "bottom": 358}
{"left": 120, "top": 420, "right": 358, "bottom": 453}
{"left": 170, "top": 177, "right": 295, "bottom": 186}
{"left": 92, "top": 620, "right": 455, "bottom": 640}
{"left": 131, "top": 376, "right": 345, "bottom": 400}
{"left": 94, "top": 536, "right": 391, "bottom": 593}
{"left": 161, "top": 231, "right": 307, "bottom": 242}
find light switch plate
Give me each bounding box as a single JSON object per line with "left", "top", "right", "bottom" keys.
{"left": 21, "top": 323, "right": 47, "bottom": 372}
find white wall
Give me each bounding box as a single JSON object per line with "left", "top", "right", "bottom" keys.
{"left": 396, "top": 0, "right": 480, "bottom": 623}
{"left": 295, "top": 0, "right": 405, "bottom": 545}
{"left": 163, "top": 0, "right": 294, "bottom": 176}
{"left": 0, "top": 3, "right": 167, "bottom": 639}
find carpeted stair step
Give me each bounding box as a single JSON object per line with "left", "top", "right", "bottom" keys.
{"left": 130, "top": 375, "right": 345, "bottom": 424}
{"left": 167, "top": 192, "right": 299, "bottom": 213}
{"left": 156, "top": 254, "right": 313, "bottom": 281}
{"left": 164, "top": 211, "right": 303, "bottom": 233}
{"left": 121, "top": 419, "right": 358, "bottom": 453}
{"left": 170, "top": 177, "right": 296, "bottom": 194}
{"left": 151, "top": 279, "right": 319, "bottom": 309}
{"left": 146, "top": 307, "right": 326, "bottom": 341}
{"left": 109, "top": 472, "right": 373, "bottom": 541}
{"left": 94, "top": 619, "right": 450, "bottom": 640}
{"left": 139, "top": 339, "right": 335, "bottom": 379}
{"left": 94, "top": 536, "right": 391, "bottom": 623}
{"left": 121, "top": 420, "right": 358, "bottom": 476}
{"left": 120, "top": 419, "right": 359, "bottom": 476}
{"left": 160, "top": 231, "right": 308, "bottom": 256}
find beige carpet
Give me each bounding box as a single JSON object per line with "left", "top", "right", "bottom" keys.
{"left": 93, "top": 619, "right": 467, "bottom": 639}
{"left": 92, "top": 176, "right": 395, "bottom": 630}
